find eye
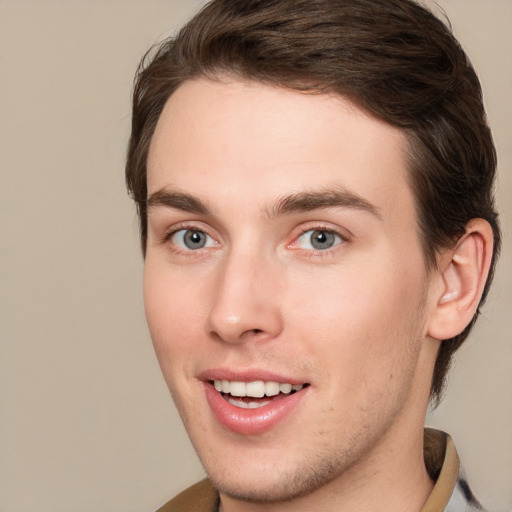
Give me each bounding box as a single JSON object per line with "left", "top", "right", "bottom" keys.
{"left": 296, "top": 229, "right": 342, "bottom": 251}
{"left": 171, "top": 229, "right": 216, "bottom": 250}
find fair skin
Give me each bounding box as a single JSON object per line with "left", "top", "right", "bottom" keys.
{"left": 143, "top": 78, "right": 493, "bottom": 512}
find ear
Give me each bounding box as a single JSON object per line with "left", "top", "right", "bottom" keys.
{"left": 427, "top": 219, "right": 494, "bottom": 340}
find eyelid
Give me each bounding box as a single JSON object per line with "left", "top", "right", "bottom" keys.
{"left": 162, "top": 221, "right": 214, "bottom": 241}
{"left": 287, "top": 222, "right": 350, "bottom": 252}
{"left": 297, "top": 229, "right": 342, "bottom": 249}
{"left": 161, "top": 221, "right": 221, "bottom": 253}
{"left": 171, "top": 229, "right": 217, "bottom": 250}
{"left": 157, "top": 220, "right": 348, "bottom": 255}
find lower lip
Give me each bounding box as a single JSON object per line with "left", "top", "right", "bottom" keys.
{"left": 204, "top": 382, "right": 308, "bottom": 435}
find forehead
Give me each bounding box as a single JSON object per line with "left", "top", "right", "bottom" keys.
{"left": 147, "top": 78, "right": 413, "bottom": 222}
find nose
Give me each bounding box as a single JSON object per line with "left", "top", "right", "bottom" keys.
{"left": 206, "top": 249, "right": 284, "bottom": 345}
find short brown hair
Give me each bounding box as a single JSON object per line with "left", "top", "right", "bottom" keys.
{"left": 126, "top": 0, "right": 500, "bottom": 402}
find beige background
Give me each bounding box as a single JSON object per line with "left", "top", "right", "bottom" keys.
{"left": 0, "top": 1, "right": 510, "bottom": 511}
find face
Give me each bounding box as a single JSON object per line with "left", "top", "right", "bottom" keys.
{"left": 144, "top": 79, "right": 438, "bottom": 503}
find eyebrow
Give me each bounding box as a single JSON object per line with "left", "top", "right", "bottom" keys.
{"left": 269, "top": 187, "right": 382, "bottom": 220}
{"left": 146, "top": 186, "right": 381, "bottom": 220}
{"left": 147, "top": 189, "right": 211, "bottom": 215}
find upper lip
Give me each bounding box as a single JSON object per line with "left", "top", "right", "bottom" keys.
{"left": 197, "top": 368, "right": 308, "bottom": 385}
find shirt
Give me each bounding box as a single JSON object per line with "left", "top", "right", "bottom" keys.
{"left": 156, "top": 428, "right": 484, "bottom": 512}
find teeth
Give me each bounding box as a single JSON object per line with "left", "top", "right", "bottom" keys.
{"left": 213, "top": 379, "right": 304, "bottom": 397}
{"left": 227, "top": 397, "right": 273, "bottom": 409}
{"left": 229, "top": 381, "right": 247, "bottom": 397}
{"left": 265, "top": 381, "right": 280, "bottom": 396}
{"left": 246, "top": 381, "right": 265, "bottom": 398}
{"left": 279, "top": 383, "right": 292, "bottom": 394}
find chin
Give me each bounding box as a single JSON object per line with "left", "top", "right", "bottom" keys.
{"left": 199, "top": 446, "right": 349, "bottom": 504}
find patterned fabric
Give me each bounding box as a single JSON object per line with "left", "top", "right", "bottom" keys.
{"left": 445, "top": 473, "right": 485, "bottom": 512}
{"left": 157, "top": 429, "right": 484, "bottom": 512}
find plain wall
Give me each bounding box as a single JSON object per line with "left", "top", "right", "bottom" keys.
{"left": 0, "top": 1, "right": 510, "bottom": 511}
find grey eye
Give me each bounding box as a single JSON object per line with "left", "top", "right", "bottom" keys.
{"left": 297, "top": 229, "right": 342, "bottom": 250}
{"left": 172, "top": 229, "right": 214, "bottom": 250}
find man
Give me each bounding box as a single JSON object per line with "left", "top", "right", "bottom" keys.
{"left": 125, "top": 0, "right": 500, "bottom": 510}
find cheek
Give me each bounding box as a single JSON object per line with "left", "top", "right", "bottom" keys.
{"left": 286, "top": 255, "right": 427, "bottom": 375}
{"left": 143, "top": 261, "right": 207, "bottom": 377}
{"left": 290, "top": 259, "right": 419, "bottom": 324}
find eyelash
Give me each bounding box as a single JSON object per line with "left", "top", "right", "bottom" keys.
{"left": 161, "top": 222, "right": 348, "bottom": 257}
{"left": 290, "top": 225, "right": 347, "bottom": 256}
{"left": 162, "top": 223, "right": 214, "bottom": 249}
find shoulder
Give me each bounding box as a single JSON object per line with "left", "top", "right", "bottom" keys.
{"left": 156, "top": 479, "right": 219, "bottom": 512}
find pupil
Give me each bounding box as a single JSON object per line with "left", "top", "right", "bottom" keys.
{"left": 184, "top": 230, "right": 206, "bottom": 249}
{"left": 311, "top": 230, "right": 334, "bottom": 250}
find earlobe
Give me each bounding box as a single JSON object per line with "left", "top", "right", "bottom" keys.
{"left": 427, "top": 219, "right": 494, "bottom": 341}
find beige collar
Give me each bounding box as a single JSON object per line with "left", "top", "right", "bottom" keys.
{"left": 421, "top": 428, "right": 460, "bottom": 512}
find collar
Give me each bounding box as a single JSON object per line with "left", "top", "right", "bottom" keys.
{"left": 421, "top": 428, "right": 460, "bottom": 512}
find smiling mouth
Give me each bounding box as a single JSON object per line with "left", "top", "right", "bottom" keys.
{"left": 211, "top": 379, "right": 309, "bottom": 409}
